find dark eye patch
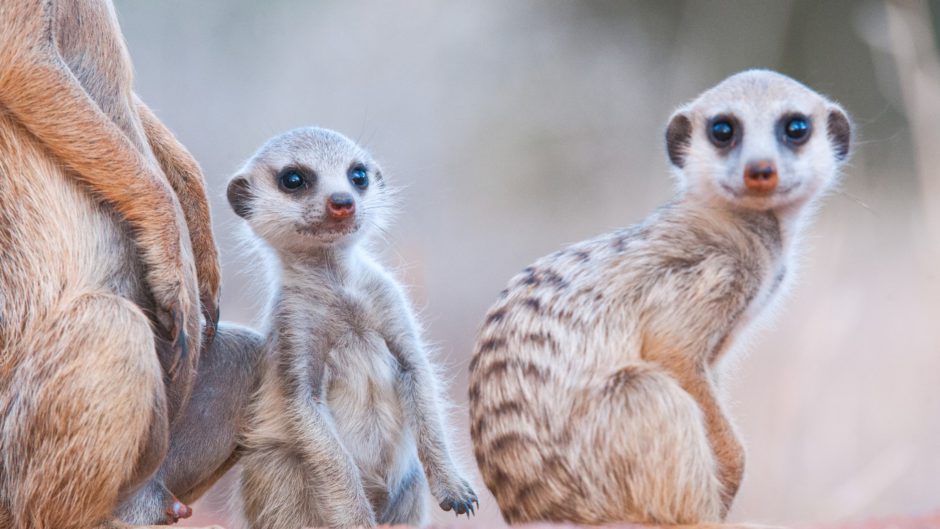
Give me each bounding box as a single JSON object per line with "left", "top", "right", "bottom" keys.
{"left": 778, "top": 113, "right": 812, "bottom": 147}
{"left": 706, "top": 114, "right": 741, "bottom": 151}
{"left": 275, "top": 165, "right": 316, "bottom": 194}
{"left": 348, "top": 163, "right": 369, "bottom": 190}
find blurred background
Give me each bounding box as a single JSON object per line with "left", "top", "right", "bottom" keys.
{"left": 113, "top": 0, "right": 940, "bottom": 526}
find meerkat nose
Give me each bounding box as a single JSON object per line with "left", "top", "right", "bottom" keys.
{"left": 327, "top": 192, "right": 356, "bottom": 218}
{"left": 743, "top": 159, "right": 778, "bottom": 193}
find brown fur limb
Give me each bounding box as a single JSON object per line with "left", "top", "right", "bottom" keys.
{"left": 0, "top": 0, "right": 199, "bottom": 376}
{"left": 135, "top": 96, "right": 221, "bottom": 345}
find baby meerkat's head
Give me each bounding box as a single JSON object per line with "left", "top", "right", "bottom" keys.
{"left": 227, "top": 127, "right": 391, "bottom": 253}
{"left": 665, "top": 69, "right": 852, "bottom": 212}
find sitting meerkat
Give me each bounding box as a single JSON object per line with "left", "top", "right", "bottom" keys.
{"left": 469, "top": 70, "right": 852, "bottom": 525}
{"left": 226, "top": 127, "right": 477, "bottom": 529}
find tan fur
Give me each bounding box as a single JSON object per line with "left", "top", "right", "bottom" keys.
{"left": 468, "top": 70, "right": 852, "bottom": 526}
{"left": 0, "top": 1, "right": 222, "bottom": 528}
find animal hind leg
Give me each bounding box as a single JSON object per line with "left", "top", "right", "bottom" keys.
{"left": 1, "top": 292, "right": 166, "bottom": 529}
{"left": 237, "top": 448, "right": 319, "bottom": 529}
{"left": 377, "top": 463, "right": 429, "bottom": 526}
{"left": 571, "top": 362, "right": 726, "bottom": 525}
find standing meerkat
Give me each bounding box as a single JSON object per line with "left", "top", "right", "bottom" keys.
{"left": 226, "top": 127, "right": 478, "bottom": 529}
{"left": 469, "top": 70, "right": 852, "bottom": 526}
{"left": 0, "top": 1, "right": 226, "bottom": 528}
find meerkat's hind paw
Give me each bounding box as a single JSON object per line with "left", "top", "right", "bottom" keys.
{"left": 164, "top": 496, "right": 192, "bottom": 524}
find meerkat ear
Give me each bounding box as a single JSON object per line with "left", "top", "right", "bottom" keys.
{"left": 665, "top": 112, "right": 693, "bottom": 168}
{"left": 826, "top": 107, "right": 852, "bottom": 161}
{"left": 227, "top": 176, "right": 253, "bottom": 219}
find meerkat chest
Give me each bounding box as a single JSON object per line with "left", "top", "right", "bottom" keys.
{"left": 319, "top": 287, "right": 408, "bottom": 475}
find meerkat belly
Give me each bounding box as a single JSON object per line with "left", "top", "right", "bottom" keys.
{"left": 0, "top": 112, "right": 144, "bottom": 325}
{"left": 326, "top": 329, "right": 411, "bottom": 492}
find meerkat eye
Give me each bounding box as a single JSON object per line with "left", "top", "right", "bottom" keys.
{"left": 278, "top": 170, "right": 306, "bottom": 193}
{"left": 348, "top": 165, "right": 369, "bottom": 190}
{"left": 783, "top": 115, "right": 811, "bottom": 144}
{"left": 708, "top": 117, "right": 736, "bottom": 148}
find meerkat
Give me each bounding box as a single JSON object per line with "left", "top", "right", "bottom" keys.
{"left": 226, "top": 127, "right": 478, "bottom": 529}
{"left": 0, "top": 1, "right": 226, "bottom": 528}
{"left": 469, "top": 70, "right": 853, "bottom": 526}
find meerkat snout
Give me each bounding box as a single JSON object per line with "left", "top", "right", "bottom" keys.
{"left": 743, "top": 159, "right": 778, "bottom": 193}
{"left": 327, "top": 192, "right": 356, "bottom": 219}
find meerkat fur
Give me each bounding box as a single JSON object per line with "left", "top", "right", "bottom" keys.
{"left": 0, "top": 1, "right": 231, "bottom": 527}
{"left": 469, "top": 69, "right": 852, "bottom": 526}
{"left": 227, "top": 127, "right": 477, "bottom": 529}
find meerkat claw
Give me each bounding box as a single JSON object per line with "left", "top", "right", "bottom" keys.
{"left": 201, "top": 296, "right": 220, "bottom": 348}
{"left": 164, "top": 304, "right": 188, "bottom": 380}
{"left": 441, "top": 498, "right": 475, "bottom": 517}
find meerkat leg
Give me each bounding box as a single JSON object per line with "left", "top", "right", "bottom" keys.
{"left": 380, "top": 315, "right": 477, "bottom": 515}
{"left": 237, "top": 448, "right": 321, "bottom": 529}
{"left": 117, "top": 324, "right": 264, "bottom": 525}
{"left": 0, "top": 293, "right": 167, "bottom": 529}
{"left": 377, "top": 462, "right": 429, "bottom": 526}
{"left": 484, "top": 362, "right": 725, "bottom": 525}
{"left": 0, "top": 4, "right": 198, "bottom": 375}
{"left": 575, "top": 363, "right": 725, "bottom": 525}
{"left": 134, "top": 96, "right": 221, "bottom": 343}
{"left": 667, "top": 370, "right": 746, "bottom": 513}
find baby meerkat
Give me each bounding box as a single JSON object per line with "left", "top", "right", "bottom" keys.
{"left": 469, "top": 70, "right": 852, "bottom": 526}
{"left": 227, "top": 127, "right": 477, "bottom": 529}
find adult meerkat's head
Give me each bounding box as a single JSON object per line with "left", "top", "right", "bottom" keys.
{"left": 665, "top": 69, "right": 852, "bottom": 212}
{"left": 227, "top": 127, "right": 391, "bottom": 253}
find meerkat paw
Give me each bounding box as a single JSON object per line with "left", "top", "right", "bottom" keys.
{"left": 164, "top": 496, "right": 193, "bottom": 524}
{"left": 433, "top": 475, "right": 478, "bottom": 517}
{"left": 200, "top": 282, "right": 220, "bottom": 348}
{"left": 149, "top": 259, "right": 199, "bottom": 379}
{"left": 194, "top": 241, "right": 221, "bottom": 348}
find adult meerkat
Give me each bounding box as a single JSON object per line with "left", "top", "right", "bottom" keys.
{"left": 469, "top": 70, "right": 852, "bottom": 525}
{"left": 0, "top": 1, "right": 225, "bottom": 528}
{"left": 227, "top": 127, "right": 477, "bottom": 529}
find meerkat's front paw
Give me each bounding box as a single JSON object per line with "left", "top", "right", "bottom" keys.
{"left": 150, "top": 261, "right": 198, "bottom": 379}
{"left": 433, "top": 475, "right": 478, "bottom": 517}
{"left": 195, "top": 244, "right": 221, "bottom": 348}
{"left": 200, "top": 284, "right": 220, "bottom": 347}
{"left": 154, "top": 295, "right": 188, "bottom": 378}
